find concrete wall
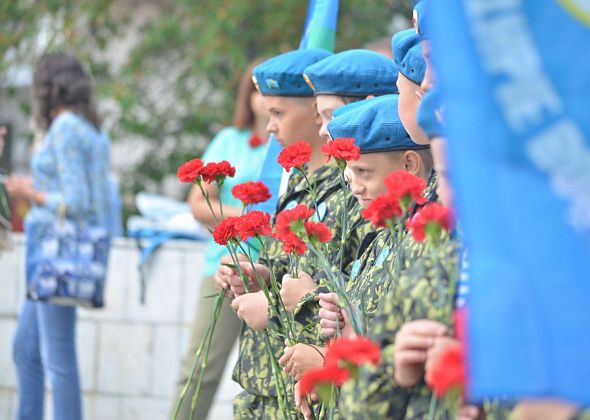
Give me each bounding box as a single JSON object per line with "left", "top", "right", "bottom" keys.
{"left": 0, "top": 235, "right": 240, "bottom": 420}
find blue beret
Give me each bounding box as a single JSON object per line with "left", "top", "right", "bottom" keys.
{"left": 303, "top": 49, "right": 398, "bottom": 97}
{"left": 413, "top": 1, "right": 431, "bottom": 41}
{"left": 327, "top": 94, "right": 428, "bottom": 154}
{"left": 392, "top": 29, "right": 426, "bottom": 85}
{"left": 253, "top": 49, "right": 332, "bottom": 97}
{"left": 417, "top": 88, "right": 444, "bottom": 139}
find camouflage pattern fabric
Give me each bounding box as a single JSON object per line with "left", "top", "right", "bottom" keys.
{"left": 341, "top": 235, "right": 460, "bottom": 419}
{"left": 233, "top": 162, "right": 344, "bottom": 415}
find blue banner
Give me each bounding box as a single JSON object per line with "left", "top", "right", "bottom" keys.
{"left": 429, "top": 0, "right": 590, "bottom": 405}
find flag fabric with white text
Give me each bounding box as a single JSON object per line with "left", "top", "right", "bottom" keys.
{"left": 430, "top": 0, "right": 590, "bottom": 405}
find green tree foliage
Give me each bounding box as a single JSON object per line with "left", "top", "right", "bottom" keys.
{"left": 1, "top": 0, "right": 412, "bottom": 197}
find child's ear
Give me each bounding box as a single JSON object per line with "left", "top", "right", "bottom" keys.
{"left": 403, "top": 150, "right": 421, "bottom": 175}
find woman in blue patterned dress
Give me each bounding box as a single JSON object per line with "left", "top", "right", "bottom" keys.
{"left": 6, "top": 52, "right": 115, "bottom": 420}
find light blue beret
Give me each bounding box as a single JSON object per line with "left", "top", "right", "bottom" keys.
{"left": 303, "top": 49, "right": 398, "bottom": 97}
{"left": 392, "top": 29, "right": 426, "bottom": 85}
{"left": 417, "top": 87, "right": 444, "bottom": 139}
{"left": 252, "top": 49, "right": 332, "bottom": 97}
{"left": 327, "top": 94, "right": 429, "bottom": 154}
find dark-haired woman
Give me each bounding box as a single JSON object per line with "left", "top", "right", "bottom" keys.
{"left": 174, "top": 59, "right": 269, "bottom": 420}
{"left": 6, "top": 52, "right": 116, "bottom": 420}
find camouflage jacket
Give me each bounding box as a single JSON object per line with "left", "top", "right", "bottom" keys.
{"left": 291, "top": 192, "right": 373, "bottom": 345}
{"left": 233, "top": 161, "right": 345, "bottom": 398}
{"left": 338, "top": 234, "right": 460, "bottom": 420}
{"left": 294, "top": 170, "right": 438, "bottom": 338}
{"left": 340, "top": 173, "right": 438, "bottom": 337}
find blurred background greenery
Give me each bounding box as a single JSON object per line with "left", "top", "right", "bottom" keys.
{"left": 1, "top": 0, "right": 412, "bottom": 220}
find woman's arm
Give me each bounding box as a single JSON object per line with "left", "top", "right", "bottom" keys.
{"left": 188, "top": 182, "right": 242, "bottom": 229}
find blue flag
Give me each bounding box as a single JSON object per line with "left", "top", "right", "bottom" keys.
{"left": 251, "top": 0, "right": 339, "bottom": 220}
{"left": 299, "top": 0, "right": 339, "bottom": 51}
{"left": 429, "top": 0, "right": 590, "bottom": 405}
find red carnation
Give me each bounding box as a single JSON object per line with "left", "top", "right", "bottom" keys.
{"left": 236, "top": 211, "right": 272, "bottom": 241}
{"left": 275, "top": 204, "right": 314, "bottom": 233}
{"left": 177, "top": 158, "right": 204, "bottom": 183}
{"left": 273, "top": 204, "right": 315, "bottom": 254}
{"left": 406, "top": 202, "right": 454, "bottom": 243}
{"left": 324, "top": 336, "right": 381, "bottom": 369}
{"left": 212, "top": 217, "right": 240, "bottom": 245}
{"left": 277, "top": 141, "right": 312, "bottom": 172}
{"left": 201, "top": 161, "right": 236, "bottom": 184}
{"left": 361, "top": 194, "right": 402, "bottom": 228}
{"left": 304, "top": 221, "right": 332, "bottom": 245}
{"left": 426, "top": 341, "right": 465, "bottom": 398}
{"left": 384, "top": 170, "right": 427, "bottom": 210}
{"left": 280, "top": 234, "right": 308, "bottom": 254}
{"left": 248, "top": 134, "right": 265, "bottom": 148}
{"left": 232, "top": 181, "right": 271, "bottom": 206}
{"left": 321, "top": 137, "right": 361, "bottom": 170}
{"left": 299, "top": 365, "right": 350, "bottom": 397}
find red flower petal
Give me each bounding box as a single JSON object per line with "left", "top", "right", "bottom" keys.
{"left": 304, "top": 221, "right": 332, "bottom": 244}
{"left": 201, "top": 161, "right": 236, "bottom": 184}
{"left": 324, "top": 336, "right": 381, "bottom": 368}
{"left": 426, "top": 342, "right": 465, "bottom": 398}
{"left": 277, "top": 141, "right": 312, "bottom": 172}
{"left": 235, "top": 211, "right": 272, "bottom": 241}
{"left": 406, "top": 202, "right": 454, "bottom": 242}
{"left": 361, "top": 194, "right": 402, "bottom": 228}
{"left": 384, "top": 170, "right": 427, "bottom": 209}
{"left": 232, "top": 181, "right": 271, "bottom": 206}
{"left": 212, "top": 217, "right": 240, "bottom": 245}
{"left": 177, "top": 158, "right": 204, "bottom": 183}
{"left": 299, "top": 365, "right": 350, "bottom": 397}
{"left": 320, "top": 137, "right": 361, "bottom": 163}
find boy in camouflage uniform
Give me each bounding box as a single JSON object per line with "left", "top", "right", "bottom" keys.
{"left": 348, "top": 9, "right": 490, "bottom": 417}
{"left": 316, "top": 93, "right": 433, "bottom": 418}
{"left": 317, "top": 29, "right": 444, "bottom": 419}
{"left": 277, "top": 49, "right": 400, "bottom": 382}
{"left": 229, "top": 49, "right": 401, "bottom": 419}
{"left": 218, "top": 48, "right": 333, "bottom": 419}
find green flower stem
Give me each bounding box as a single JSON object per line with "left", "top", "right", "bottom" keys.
{"left": 226, "top": 244, "right": 251, "bottom": 293}
{"left": 235, "top": 240, "right": 296, "bottom": 343}
{"left": 262, "top": 329, "right": 295, "bottom": 420}
{"left": 171, "top": 289, "right": 225, "bottom": 420}
{"left": 318, "top": 401, "right": 327, "bottom": 419}
{"left": 231, "top": 240, "right": 295, "bottom": 419}
{"left": 428, "top": 393, "right": 438, "bottom": 420}
{"left": 337, "top": 174, "right": 349, "bottom": 272}
{"left": 327, "top": 384, "right": 336, "bottom": 420}
{"left": 195, "top": 181, "right": 221, "bottom": 224}
{"left": 307, "top": 243, "right": 363, "bottom": 336}
{"left": 188, "top": 290, "right": 225, "bottom": 420}
{"left": 256, "top": 238, "right": 297, "bottom": 344}
{"left": 299, "top": 168, "right": 320, "bottom": 217}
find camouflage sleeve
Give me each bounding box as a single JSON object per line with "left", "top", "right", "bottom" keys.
{"left": 258, "top": 247, "right": 291, "bottom": 289}
{"left": 352, "top": 241, "right": 459, "bottom": 419}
